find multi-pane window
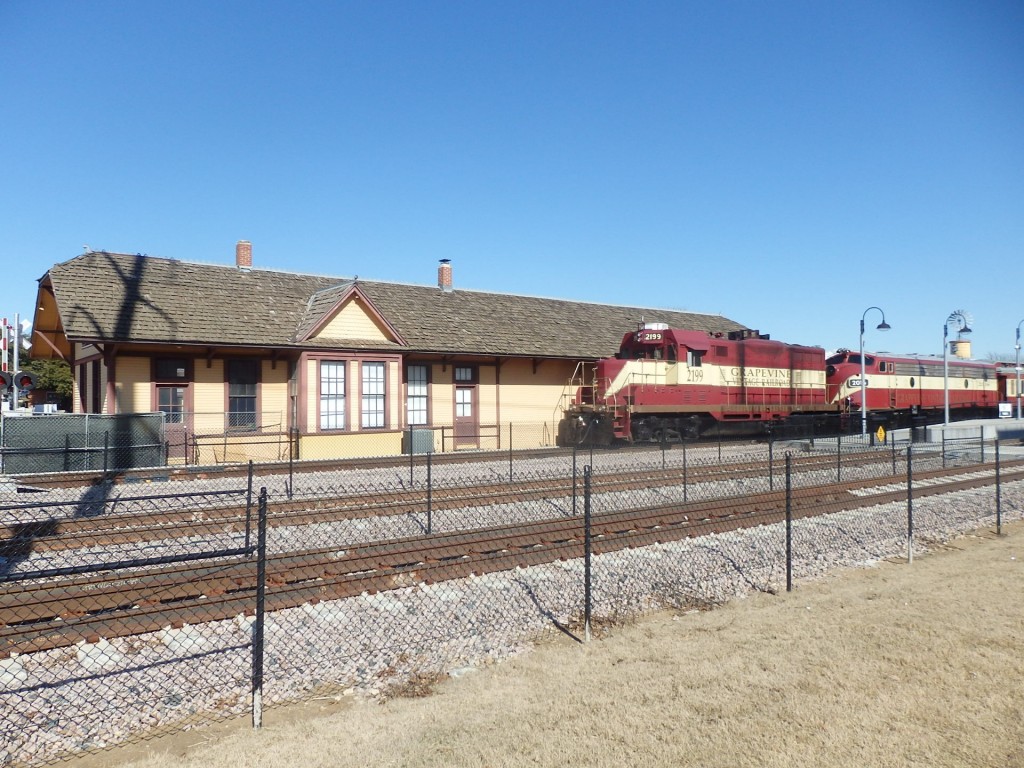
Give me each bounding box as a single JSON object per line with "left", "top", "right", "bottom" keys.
{"left": 157, "top": 386, "right": 185, "bottom": 423}
{"left": 227, "top": 359, "right": 258, "bottom": 429}
{"left": 455, "top": 366, "right": 474, "bottom": 383}
{"left": 406, "top": 364, "right": 428, "bottom": 425}
{"left": 361, "top": 362, "right": 386, "bottom": 428}
{"left": 154, "top": 358, "right": 190, "bottom": 423}
{"left": 456, "top": 387, "right": 473, "bottom": 418}
{"left": 320, "top": 361, "right": 346, "bottom": 430}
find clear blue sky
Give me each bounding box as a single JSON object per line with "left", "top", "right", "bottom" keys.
{"left": 2, "top": 1, "right": 1022, "bottom": 360}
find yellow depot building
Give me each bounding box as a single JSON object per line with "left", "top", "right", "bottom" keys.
{"left": 29, "top": 243, "right": 748, "bottom": 464}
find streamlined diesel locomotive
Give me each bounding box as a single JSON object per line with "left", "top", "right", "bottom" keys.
{"left": 824, "top": 348, "right": 1002, "bottom": 420}
{"left": 557, "top": 323, "right": 1010, "bottom": 445}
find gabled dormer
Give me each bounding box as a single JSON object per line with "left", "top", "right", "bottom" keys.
{"left": 294, "top": 281, "right": 407, "bottom": 346}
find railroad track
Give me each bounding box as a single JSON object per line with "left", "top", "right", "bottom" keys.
{"left": 1, "top": 449, "right": 928, "bottom": 555}
{"left": 2, "top": 460, "right": 1018, "bottom": 657}
{"left": 8, "top": 447, "right": 578, "bottom": 490}
{"left": 4, "top": 438, "right": 888, "bottom": 491}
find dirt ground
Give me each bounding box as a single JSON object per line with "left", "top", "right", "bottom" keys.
{"left": 63, "top": 520, "right": 1024, "bottom": 768}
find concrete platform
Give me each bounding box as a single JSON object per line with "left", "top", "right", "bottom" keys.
{"left": 923, "top": 418, "right": 1024, "bottom": 442}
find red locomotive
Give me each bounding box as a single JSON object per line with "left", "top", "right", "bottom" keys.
{"left": 825, "top": 349, "right": 1001, "bottom": 420}
{"left": 558, "top": 323, "right": 1009, "bottom": 445}
{"left": 558, "top": 324, "right": 830, "bottom": 445}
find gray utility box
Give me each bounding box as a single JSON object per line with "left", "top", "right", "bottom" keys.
{"left": 402, "top": 428, "right": 434, "bottom": 455}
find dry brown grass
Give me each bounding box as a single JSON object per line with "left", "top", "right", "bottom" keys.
{"left": 69, "top": 522, "right": 1024, "bottom": 768}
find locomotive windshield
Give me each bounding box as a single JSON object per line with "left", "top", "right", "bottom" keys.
{"left": 826, "top": 352, "right": 873, "bottom": 366}
{"left": 622, "top": 329, "right": 676, "bottom": 361}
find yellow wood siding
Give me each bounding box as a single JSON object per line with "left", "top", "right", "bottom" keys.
{"left": 300, "top": 431, "right": 402, "bottom": 459}
{"left": 478, "top": 365, "right": 497, "bottom": 425}
{"left": 261, "top": 360, "right": 289, "bottom": 431}
{"left": 115, "top": 356, "right": 150, "bottom": 413}
{"left": 432, "top": 364, "right": 454, "bottom": 424}
{"left": 193, "top": 360, "right": 225, "bottom": 434}
{"left": 497, "top": 359, "right": 575, "bottom": 444}
{"left": 313, "top": 298, "right": 392, "bottom": 342}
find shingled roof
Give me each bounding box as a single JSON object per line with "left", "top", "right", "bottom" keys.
{"left": 41, "top": 251, "right": 749, "bottom": 360}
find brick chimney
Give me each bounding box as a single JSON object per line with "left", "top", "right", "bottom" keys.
{"left": 236, "top": 240, "right": 252, "bottom": 270}
{"left": 438, "top": 259, "right": 453, "bottom": 292}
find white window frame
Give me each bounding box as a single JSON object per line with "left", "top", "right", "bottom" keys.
{"left": 320, "top": 361, "right": 346, "bottom": 430}
{"left": 407, "top": 364, "right": 428, "bottom": 426}
{"left": 456, "top": 386, "right": 473, "bottom": 418}
{"left": 361, "top": 362, "right": 386, "bottom": 429}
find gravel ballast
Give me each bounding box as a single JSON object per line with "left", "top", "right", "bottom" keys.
{"left": 1, "top": 444, "right": 1020, "bottom": 767}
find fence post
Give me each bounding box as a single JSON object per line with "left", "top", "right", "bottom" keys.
{"left": 785, "top": 452, "right": 792, "bottom": 592}
{"left": 426, "top": 451, "right": 433, "bottom": 534}
{"left": 572, "top": 444, "right": 578, "bottom": 516}
{"left": 661, "top": 427, "right": 666, "bottom": 470}
{"left": 942, "top": 431, "right": 947, "bottom": 469}
{"left": 583, "top": 464, "right": 592, "bottom": 643}
{"left": 892, "top": 436, "right": 897, "bottom": 476}
{"left": 509, "top": 422, "right": 513, "bottom": 483}
{"left": 287, "top": 432, "right": 294, "bottom": 500}
{"left": 251, "top": 487, "right": 269, "bottom": 729}
{"left": 995, "top": 440, "right": 1002, "bottom": 536}
{"left": 906, "top": 444, "right": 914, "bottom": 564}
{"left": 980, "top": 426, "right": 985, "bottom": 463}
{"left": 836, "top": 432, "right": 842, "bottom": 483}
{"left": 408, "top": 426, "right": 415, "bottom": 487}
{"left": 102, "top": 431, "right": 109, "bottom": 479}
{"left": 683, "top": 441, "right": 688, "bottom": 503}
{"left": 245, "top": 461, "right": 254, "bottom": 552}
{"left": 768, "top": 434, "right": 774, "bottom": 492}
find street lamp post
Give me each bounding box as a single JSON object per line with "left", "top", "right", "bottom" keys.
{"left": 943, "top": 310, "right": 972, "bottom": 425}
{"left": 1016, "top": 320, "right": 1024, "bottom": 420}
{"left": 859, "top": 307, "right": 891, "bottom": 436}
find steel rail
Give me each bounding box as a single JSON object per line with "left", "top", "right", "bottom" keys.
{"left": 2, "top": 462, "right": 1019, "bottom": 657}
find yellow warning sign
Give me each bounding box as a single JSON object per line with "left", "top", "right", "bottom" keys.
{"left": 876, "top": 426, "right": 886, "bottom": 443}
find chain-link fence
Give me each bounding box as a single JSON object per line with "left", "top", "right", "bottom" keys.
{"left": 0, "top": 413, "right": 165, "bottom": 475}
{"left": 1, "top": 412, "right": 1001, "bottom": 477}
{"left": 1, "top": 436, "right": 1022, "bottom": 766}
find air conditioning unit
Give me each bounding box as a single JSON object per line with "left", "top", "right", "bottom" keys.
{"left": 402, "top": 428, "right": 434, "bottom": 455}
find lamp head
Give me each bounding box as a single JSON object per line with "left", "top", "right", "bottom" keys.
{"left": 876, "top": 321, "right": 891, "bottom": 331}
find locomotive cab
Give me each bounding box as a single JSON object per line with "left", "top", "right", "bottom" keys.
{"left": 619, "top": 322, "right": 676, "bottom": 361}
{"left": 825, "top": 349, "right": 886, "bottom": 410}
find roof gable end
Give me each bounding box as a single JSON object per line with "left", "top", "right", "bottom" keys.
{"left": 296, "top": 283, "right": 407, "bottom": 346}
